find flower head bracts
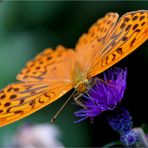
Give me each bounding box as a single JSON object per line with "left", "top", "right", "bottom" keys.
{"left": 107, "top": 107, "right": 133, "bottom": 134}
{"left": 108, "top": 107, "right": 138, "bottom": 147}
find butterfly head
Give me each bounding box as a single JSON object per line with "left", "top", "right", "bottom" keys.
{"left": 75, "top": 80, "right": 89, "bottom": 93}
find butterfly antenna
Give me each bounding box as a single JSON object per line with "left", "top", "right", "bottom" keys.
{"left": 51, "top": 89, "right": 76, "bottom": 123}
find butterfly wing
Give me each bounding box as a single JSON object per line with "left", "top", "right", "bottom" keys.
{"left": 75, "top": 12, "right": 119, "bottom": 72}
{"left": 0, "top": 81, "right": 72, "bottom": 127}
{"left": 17, "top": 45, "right": 75, "bottom": 82}
{"left": 87, "top": 10, "right": 148, "bottom": 78}
{"left": 1, "top": 45, "right": 76, "bottom": 127}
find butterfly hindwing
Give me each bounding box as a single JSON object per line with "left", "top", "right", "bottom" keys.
{"left": 17, "top": 46, "right": 75, "bottom": 82}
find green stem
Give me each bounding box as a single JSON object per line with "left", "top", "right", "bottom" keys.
{"left": 103, "top": 141, "right": 121, "bottom": 147}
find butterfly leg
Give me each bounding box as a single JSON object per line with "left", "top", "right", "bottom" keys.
{"left": 92, "top": 77, "right": 115, "bottom": 88}
{"left": 73, "top": 93, "right": 87, "bottom": 109}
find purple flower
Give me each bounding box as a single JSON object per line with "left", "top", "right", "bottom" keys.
{"left": 74, "top": 68, "right": 127, "bottom": 122}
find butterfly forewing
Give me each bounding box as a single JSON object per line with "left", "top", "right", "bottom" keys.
{"left": 87, "top": 10, "right": 148, "bottom": 78}
{"left": 1, "top": 46, "right": 76, "bottom": 127}
{"left": 0, "top": 81, "right": 72, "bottom": 127}
{"left": 75, "top": 12, "right": 119, "bottom": 72}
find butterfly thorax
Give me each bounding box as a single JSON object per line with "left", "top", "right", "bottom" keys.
{"left": 72, "top": 62, "right": 89, "bottom": 93}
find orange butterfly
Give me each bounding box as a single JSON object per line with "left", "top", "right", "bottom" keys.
{"left": 0, "top": 10, "right": 147, "bottom": 127}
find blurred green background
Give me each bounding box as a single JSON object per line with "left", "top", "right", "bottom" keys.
{"left": 0, "top": 1, "right": 148, "bottom": 147}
